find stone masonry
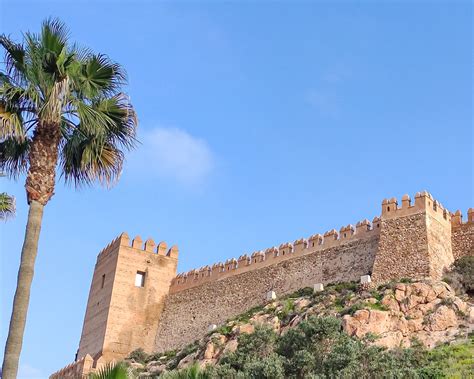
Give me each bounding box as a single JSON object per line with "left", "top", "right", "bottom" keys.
{"left": 50, "top": 191, "right": 473, "bottom": 378}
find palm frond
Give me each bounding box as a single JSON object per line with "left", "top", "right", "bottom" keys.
{"left": 91, "top": 94, "right": 137, "bottom": 149}
{"left": 0, "top": 35, "right": 26, "bottom": 83}
{"left": 61, "top": 129, "right": 124, "bottom": 187}
{"left": 88, "top": 362, "right": 131, "bottom": 379}
{"left": 0, "top": 137, "right": 30, "bottom": 178}
{"left": 40, "top": 17, "right": 69, "bottom": 56}
{"left": 0, "top": 192, "right": 15, "bottom": 220}
{"left": 69, "top": 93, "right": 137, "bottom": 148}
{"left": 71, "top": 53, "right": 126, "bottom": 98}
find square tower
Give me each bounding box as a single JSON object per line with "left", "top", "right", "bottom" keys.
{"left": 76, "top": 233, "right": 178, "bottom": 362}
{"left": 372, "top": 192, "right": 453, "bottom": 283}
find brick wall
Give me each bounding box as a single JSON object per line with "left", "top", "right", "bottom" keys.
{"left": 154, "top": 235, "right": 379, "bottom": 352}
{"left": 452, "top": 222, "right": 474, "bottom": 259}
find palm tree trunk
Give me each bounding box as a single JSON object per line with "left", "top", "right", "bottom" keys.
{"left": 2, "top": 200, "right": 44, "bottom": 379}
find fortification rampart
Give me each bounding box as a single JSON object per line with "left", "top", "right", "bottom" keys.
{"left": 170, "top": 217, "right": 380, "bottom": 294}
{"left": 49, "top": 354, "right": 104, "bottom": 379}
{"left": 451, "top": 208, "right": 474, "bottom": 260}
{"left": 52, "top": 191, "right": 474, "bottom": 377}
{"left": 155, "top": 232, "right": 380, "bottom": 351}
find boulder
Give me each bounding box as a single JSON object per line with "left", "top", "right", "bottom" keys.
{"left": 428, "top": 305, "right": 457, "bottom": 331}
{"left": 177, "top": 353, "right": 196, "bottom": 369}
{"left": 148, "top": 364, "right": 166, "bottom": 375}
{"left": 295, "top": 298, "right": 311, "bottom": 311}
{"left": 223, "top": 339, "right": 238, "bottom": 355}
{"left": 236, "top": 323, "right": 255, "bottom": 335}
{"left": 204, "top": 341, "right": 215, "bottom": 359}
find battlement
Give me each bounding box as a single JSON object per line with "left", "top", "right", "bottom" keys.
{"left": 170, "top": 215, "right": 380, "bottom": 293}
{"left": 451, "top": 208, "right": 474, "bottom": 227}
{"left": 96, "top": 232, "right": 179, "bottom": 263}
{"left": 381, "top": 191, "right": 451, "bottom": 224}
{"left": 49, "top": 354, "right": 105, "bottom": 379}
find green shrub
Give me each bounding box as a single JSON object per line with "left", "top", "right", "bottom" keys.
{"left": 222, "top": 325, "right": 277, "bottom": 370}
{"left": 232, "top": 305, "right": 263, "bottom": 324}
{"left": 127, "top": 348, "right": 148, "bottom": 363}
{"left": 161, "top": 363, "right": 211, "bottom": 379}
{"left": 453, "top": 256, "right": 474, "bottom": 293}
{"left": 242, "top": 354, "right": 285, "bottom": 379}
{"left": 167, "top": 341, "right": 200, "bottom": 371}
{"left": 215, "top": 324, "right": 233, "bottom": 337}
{"left": 285, "top": 287, "right": 313, "bottom": 298}
{"left": 278, "top": 299, "right": 295, "bottom": 320}
{"left": 340, "top": 302, "right": 365, "bottom": 316}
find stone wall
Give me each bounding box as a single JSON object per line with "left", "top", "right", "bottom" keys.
{"left": 427, "top": 213, "right": 453, "bottom": 279}
{"left": 451, "top": 209, "right": 474, "bottom": 260}
{"left": 372, "top": 212, "right": 429, "bottom": 283}
{"left": 154, "top": 235, "right": 379, "bottom": 352}
{"left": 452, "top": 223, "right": 474, "bottom": 259}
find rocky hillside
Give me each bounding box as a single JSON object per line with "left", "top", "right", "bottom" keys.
{"left": 126, "top": 274, "right": 474, "bottom": 378}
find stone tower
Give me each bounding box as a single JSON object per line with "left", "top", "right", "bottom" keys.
{"left": 372, "top": 192, "right": 453, "bottom": 283}
{"left": 76, "top": 232, "right": 178, "bottom": 363}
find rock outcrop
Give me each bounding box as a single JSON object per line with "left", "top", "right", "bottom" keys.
{"left": 128, "top": 280, "right": 473, "bottom": 377}
{"left": 342, "top": 281, "right": 472, "bottom": 349}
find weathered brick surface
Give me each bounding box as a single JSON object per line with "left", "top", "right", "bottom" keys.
{"left": 77, "top": 234, "right": 178, "bottom": 362}
{"left": 372, "top": 213, "right": 430, "bottom": 283}
{"left": 154, "top": 236, "right": 379, "bottom": 352}
{"left": 452, "top": 223, "right": 474, "bottom": 259}
{"left": 427, "top": 214, "right": 453, "bottom": 279}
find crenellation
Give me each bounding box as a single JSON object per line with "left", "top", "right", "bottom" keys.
{"left": 293, "top": 238, "right": 307, "bottom": 253}
{"left": 238, "top": 254, "right": 251, "bottom": 267}
{"left": 132, "top": 235, "right": 143, "bottom": 249}
{"left": 252, "top": 250, "right": 265, "bottom": 263}
{"left": 308, "top": 233, "right": 323, "bottom": 248}
{"left": 278, "top": 242, "right": 293, "bottom": 256}
{"left": 167, "top": 245, "right": 179, "bottom": 258}
{"left": 168, "top": 210, "right": 381, "bottom": 293}
{"left": 144, "top": 238, "right": 156, "bottom": 252}
{"left": 451, "top": 210, "right": 463, "bottom": 226}
{"left": 340, "top": 225, "right": 355, "bottom": 239}
{"left": 356, "top": 219, "right": 371, "bottom": 233}
{"left": 323, "top": 229, "right": 339, "bottom": 247}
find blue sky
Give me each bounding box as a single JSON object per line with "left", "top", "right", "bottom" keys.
{"left": 0, "top": 1, "right": 472, "bottom": 377}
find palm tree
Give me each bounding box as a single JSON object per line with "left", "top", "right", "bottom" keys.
{"left": 0, "top": 173, "right": 15, "bottom": 219}
{"left": 0, "top": 192, "right": 15, "bottom": 219}
{"left": 0, "top": 19, "right": 137, "bottom": 378}
{"left": 89, "top": 362, "right": 133, "bottom": 379}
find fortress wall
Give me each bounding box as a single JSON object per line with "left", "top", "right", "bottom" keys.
{"left": 154, "top": 234, "right": 379, "bottom": 352}
{"left": 451, "top": 209, "right": 474, "bottom": 260}
{"left": 427, "top": 212, "right": 453, "bottom": 279}
{"left": 170, "top": 218, "right": 380, "bottom": 294}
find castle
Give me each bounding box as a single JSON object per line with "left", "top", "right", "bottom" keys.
{"left": 51, "top": 191, "right": 473, "bottom": 378}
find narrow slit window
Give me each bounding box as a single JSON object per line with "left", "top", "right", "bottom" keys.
{"left": 101, "top": 274, "right": 105, "bottom": 289}
{"left": 135, "top": 271, "right": 146, "bottom": 287}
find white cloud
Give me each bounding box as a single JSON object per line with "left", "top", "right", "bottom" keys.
{"left": 306, "top": 89, "right": 339, "bottom": 117}
{"left": 17, "top": 364, "right": 44, "bottom": 379}
{"left": 128, "top": 127, "right": 215, "bottom": 186}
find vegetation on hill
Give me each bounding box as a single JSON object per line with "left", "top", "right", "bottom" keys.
{"left": 122, "top": 264, "right": 474, "bottom": 378}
